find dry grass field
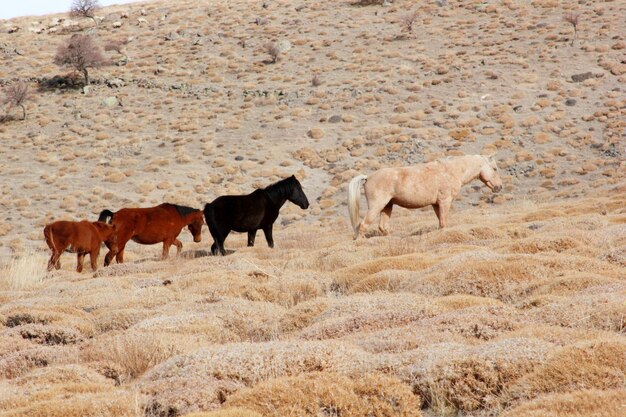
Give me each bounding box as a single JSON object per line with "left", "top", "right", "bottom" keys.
{"left": 0, "top": 0, "right": 624, "bottom": 416}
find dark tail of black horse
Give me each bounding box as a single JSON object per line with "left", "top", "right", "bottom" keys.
{"left": 203, "top": 203, "right": 225, "bottom": 256}
{"left": 98, "top": 209, "right": 115, "bottom": 223}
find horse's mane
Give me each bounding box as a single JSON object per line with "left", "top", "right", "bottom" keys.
{"left": 164, "top": 203, "right": 199, "bottom": 218}
{"left": 264, "top": 176, "right": 295, "bottom": 199}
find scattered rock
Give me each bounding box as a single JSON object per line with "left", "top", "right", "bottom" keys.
{"left": 276, "top": 40, "right": 292, "bottom": 53}
{"left": 106, "top": 78, "right": 125, "bottom": 88}
{"left": 165, "top": 32, "right": 179, "bottom": 41}
{"left": 328, "top": 115, "right": 342, "bottom": 123}
{"left": 112, "top": 21, "right": 123, "bottom": 28}
{"left": 307, "top": 128, "right": 325, "bottom": 140}
{"left": 565, "top": 99, "right": 576, "bottom": 106}
{"left": 102, "top": 96, "right": 121, "bottom": 108}
{"left": 571, "top": 72, "right": 593, "bottom": 83}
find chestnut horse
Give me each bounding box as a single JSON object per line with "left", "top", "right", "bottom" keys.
{"left": 44, "top": 220, "right": 116, "bottom": 272}
{"left": 98, "top": 203, "right": 203, "bottom": 265}
{"left": 348, "top": 154, "right": 503, "bottom": 238}
{"left": 204, "top": 175, "right": 309, "bottom": 256}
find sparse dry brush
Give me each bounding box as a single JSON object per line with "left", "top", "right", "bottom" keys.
{"left": 54, "top": 34, "right": 108, "bottom": 85}
{"left": 1, "top": 81, "right": 30, "bottom": 121}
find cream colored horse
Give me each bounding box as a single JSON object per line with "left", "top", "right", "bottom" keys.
{"left": 348, "top": 154, "right": 503, "bottom": 239}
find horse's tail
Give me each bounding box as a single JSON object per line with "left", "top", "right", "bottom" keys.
{"left": 348, "top": 174, "right": 367, "bottom": 239}
{"left": 44, "top": 224, "right": 56, "bottom": 253}
{"left": 98, "top": 209, "right": 115, "bottom": 223}
{"left": 203, "top": 203, "right": 217, "bottom": 233}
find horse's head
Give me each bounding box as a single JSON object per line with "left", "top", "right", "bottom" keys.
{"left": 187, "top": 212, "right": 203, "bottom": 243}
{"left": 93, "top": 221, "right": 117, "bottom": 243}
{"left": 288, "top": 175, "right": 310, "bottom": 209}
{"left": 479, "top": 154, "right": 503, "bottom": 193}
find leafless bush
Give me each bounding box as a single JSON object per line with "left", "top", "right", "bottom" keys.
{"left": 401, "top": 11, "right": 418, "bottom": 35}
{"left": 311, "top": 73, "right": 322, "bottom": 87}
{"left": 70, "top": 0, "right": 100, "bottom": 23}
{"left": 104, "top": 38, "right": 128, "bottom": 54}
{"left": 54, "top": 34, "right": 108, "bottom": 85}
{"left": 563, "top": 12, "right": 580, "bottom": 46}
{"left": 265, "top": 42, "right": 280, "bottom": 64}
{"left": 1, "top": 81, "right": 30, "bottom": 120}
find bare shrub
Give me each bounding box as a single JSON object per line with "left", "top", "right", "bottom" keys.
{"left": 1, "top": 81, "right": 30, "bottom": 121}
{"left": 104, "top": 38, "right": 128, "bottom": 55}
{"left": 400, "top": 11, "right": 418, "bottom": 35}
{"left": 54, "top": 34, "right": 108, "bottom": 85}
{"left": 81, "top": 333, "right": 176, "bottom": 382}
{"left": 264, "top": 42, "right": 280, "bottom": 64}
{"left": 311, "top": 73, "right": 322, "bottom": 87}
{"left": 70, "top": 0, "right": 100, "bottom": 24}
{"left": 563, "top": 12, "right": 580, "bottom": 46}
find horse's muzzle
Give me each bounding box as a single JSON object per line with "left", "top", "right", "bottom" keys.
{"left": 194, "top": 236, "right": 202, "bottom": 243}
{"left": 493, "top": 185, "right": 502, "bottom": 193}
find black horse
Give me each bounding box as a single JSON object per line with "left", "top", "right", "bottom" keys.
{"left": 204, "top": 175, "right": 310, "bottom": 256}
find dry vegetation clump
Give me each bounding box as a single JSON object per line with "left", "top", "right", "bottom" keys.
{"left": 525, "top": 287, "right": 626, "bottom": 332}
{"left": 297, "top": 293, "right": 440, "bottom": 340}
{"left": 6, "top": 323, "right": 83, "bottom": 346}
{"left": 507, "top": 340, "right": 626, "bottom": 402}
{"left": 501, "top": 389, "right": 626, "bottom": 417}
{"left": 181, "top": 408, "right": 262, "bottom": 417}
{"left": 143, "top": 340, "right": 369, "bottom": 387}
{"left": 142, "top": 375, "right": 244, "bottom": 417}
{"left": 225, "top": 372, "right": 421, "bottom": 417}
{"left": 0, "top": 390, "right": 138, "bottom": 417}
{"left": 81, "top": 332, "right": 177, "bottom": 383}
{"left": 405, "top": 338, "right": 553, "bottom": 413}
{"left": 331, "top": 253, "right": 441, "bottom": 294}
{"left": 0, "top": 345, "right": 77, "bottom": 379}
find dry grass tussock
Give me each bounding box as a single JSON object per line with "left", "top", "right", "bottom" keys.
{"left": 225, "top": 372, "right": 421, "bottom": 417}
{"left": 501, "top": 389, "right": 626, "bottom": 417}
{"left": 0, "top": 249, "right": 48, "bottom": 290}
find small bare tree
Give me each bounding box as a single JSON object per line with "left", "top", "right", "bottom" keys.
{"left": 400, "top": 11, "right": 418, "bottom": 35}
{"left": 105, "top": 38, "right": 129, "bottom": 64}
{"left": 70, "top": 0, "right": 100, "bottom": 24}
{"left": 54, "top": 34, "right": 108, "bottom": 85}
{"left": 2, "top": 81, "right": 30, "bottom": 120}
{"left": 563, "top": 12, "right": 580, "bottom": 46}
{"left": 265, "top": 42, "right": 280, "bottom": 64}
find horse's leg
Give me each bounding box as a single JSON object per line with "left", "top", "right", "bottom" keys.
{"left": 161, "top": 240, "right": 172, "bottom": 260}
{"left": 247, "top": 230, "right": 257, "bottom": 247}
{"left": 174, "top": 239, "right": 183, "bottom": 255}
{"left": 379, "top": 203, "right": 393, "bottom": 236}
{"left": 359, "top": 199, "right": 390, "bottom": 237}
{"left": 432, "top": 203, "right": 441, "bottom": 227}
{"left": 262, "top": 225, "right": 274, "bottom": 248}
{"left": 90, "top": 247, "right": 99, "bottom": 272}
{"left": 48, "top": 251, "right": 60, "bottom": 271}
{"left": 209, "top": 224, "right": 228, "bottom": 256}
{"left": 217, "top": 231, "right": 230, "bottom": 255}
{"left": 436, "top": 199, "right": 452, "bottom": 229}
{"left": 115, "top": 247, "right": 126, "bottom": 264}
{"left": 76, "top": 253, "right": 86, "bottom": 273}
